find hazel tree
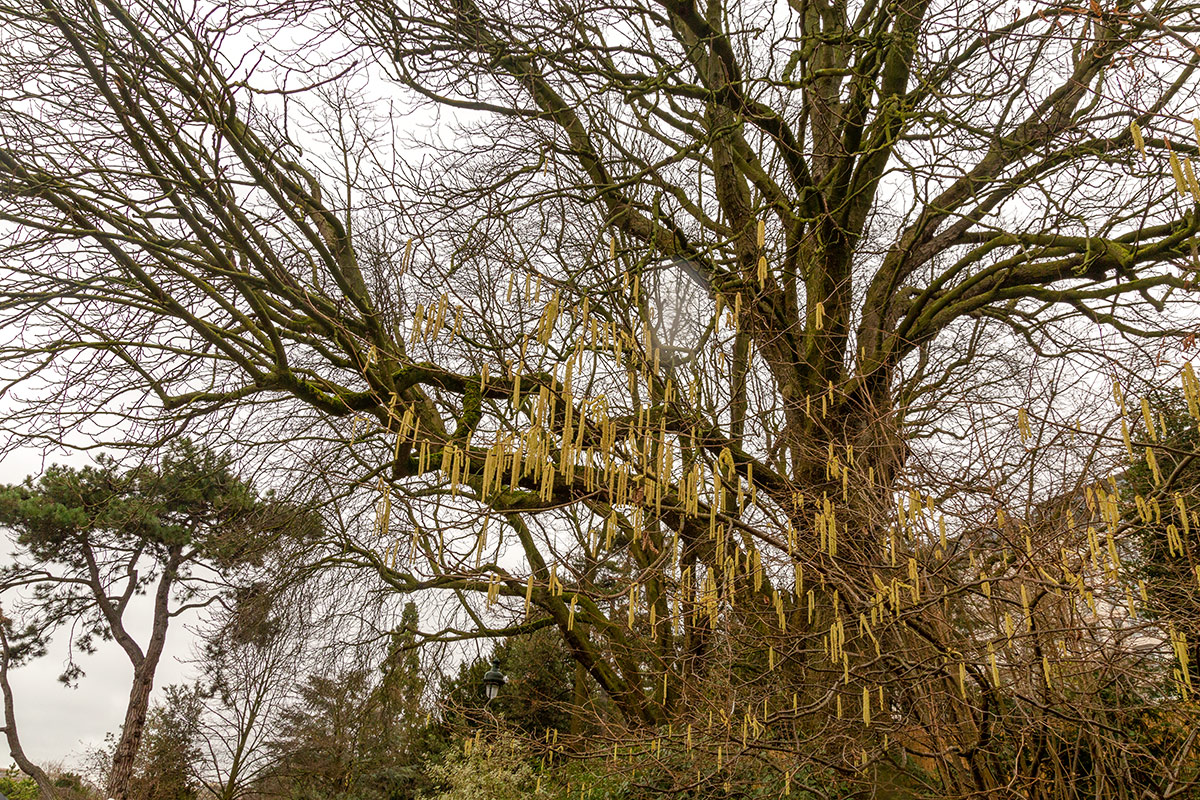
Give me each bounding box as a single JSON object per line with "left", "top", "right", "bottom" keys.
{"left": 3, "top": 0, "right": 1200, "bottom": 795}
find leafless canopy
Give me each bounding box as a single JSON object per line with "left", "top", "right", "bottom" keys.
{"left": 3, "top": 0, "right": 1200, "bottom": 794}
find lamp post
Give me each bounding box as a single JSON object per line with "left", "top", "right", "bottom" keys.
{"left": 481, "top": 658, "right": 506, "bottom": 702}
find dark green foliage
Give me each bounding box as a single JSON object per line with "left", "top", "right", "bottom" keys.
{"left": 263, "top": 603, "right": 445, "bottom": 800}
{"left": 439, "top": 628, "right": 577, "bottom": 738}
{"left": 0, "top": 440, "right": 314, "bottom": 677}
{"left": 0, "top": 441, "right": 318, "bottom": 800}
{"left": 270, "top": 669, "right": 375, "bottom": 799}
{"left": 362, "top": 603, "right": 445, "bottom": 799}
{"left": 376, "top": 603, "right": 427, "bottom": 742}
{"left": 2, "top": 441, "right": 258, "bottom": 556}
{"left": 262, "top": 618, "right": 580, "bottom": 800}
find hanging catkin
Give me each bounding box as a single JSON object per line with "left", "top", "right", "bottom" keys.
{"left": 475, "top": 518, "right": 488, "bottom": 566}
{"left": 1147, "top": 447, "right": 1163, "bottom": 485}
{"left": 1121, "top": 418, "right": 1134, "bottom": 458}
{"left": 1185, "top": 158, "right": 1200, "bottom": 199}
{"left": 1141, "top": 397, "right": 1157, "bottom": 441}
{"left": 375, "top": 479, "right": 391, "bottom": 539}
{"left": 1170, "top": 144, "right": 1189, "bottom": 194}
{"left": 411, "top": 304, "right": 424, "bottom": 339}
{"left": 1131, "top": 121, "right": 1147, "bottom": 159}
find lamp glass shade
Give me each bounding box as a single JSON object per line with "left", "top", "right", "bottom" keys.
{"left": 481, "top": 659, "right": 506, "bottom": 700}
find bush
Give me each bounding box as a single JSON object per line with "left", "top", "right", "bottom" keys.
{"left": 422, "top": 735, "right": 538, "bottom": 800}
{"left": 0, "top": 770, "right": 40, "bottom": 800}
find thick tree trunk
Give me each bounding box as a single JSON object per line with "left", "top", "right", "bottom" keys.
{"left": 107, "top": 662, "right": 158, "bottom": 800}
{"left": 106, "top": 548, "right": 179, "bottom": 800}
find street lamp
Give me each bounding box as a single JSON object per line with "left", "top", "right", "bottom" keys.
{"left": 481, "top": 658, "right": 506, "bottom": 701}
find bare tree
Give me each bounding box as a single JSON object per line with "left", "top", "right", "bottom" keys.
{"left": 189, "top": 579, "right": 316, "bottom": 800}
{"left": 2, "top": 0, "right": 1200, "bottom": 794}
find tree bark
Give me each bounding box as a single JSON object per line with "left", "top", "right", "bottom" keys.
{"left": 0, "top": 618, "right": 59, "bottom": 800}
{"left": 105, "top": 548, "right": 180, "bottom": 800}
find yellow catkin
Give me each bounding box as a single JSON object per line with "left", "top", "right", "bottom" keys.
{"left": 375, "top": 482, "right": 391, "bottom": 539}
{"left": 1147, "top": 447, "right": 1163, "bottom": 485}
{"left": 1187, "top": 364, "right": 1200, "bottom": 420}
{"left": 411, "top": 304, "right": 424, "bottom": 339}
{"left": 537, "top": 291, "right": 561, "bottom": 345}
{"left": 1142, "top": 397, "right": 1157, "bottom": 441}
{"left": 1130, "top": 122, "right": 1144, "bottom": 158}
{"left": 400, "top": 237, "right": 414, "bottom": 275}
{"left": 1170, "top": 147, "right": 1188, "bottom": 194}
{"left": 1170, "top": 627, "right": 1193, "bottom": 696}
{"left": 1186, "top": 158, "right": 1200, "bottom": 199}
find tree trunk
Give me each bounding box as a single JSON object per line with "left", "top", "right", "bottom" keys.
{"left": 106, "top": 548, "right": 179, "bottom": 800}
{"left": 106, "top": 662, "right": 158, "bottom": 800}
{"left": 0, "top": 622, "right": 59, "bottom": 800}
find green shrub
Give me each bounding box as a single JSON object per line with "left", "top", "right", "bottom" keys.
{"left": 0, "top": 770, "right": 40, "bottom": 800}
